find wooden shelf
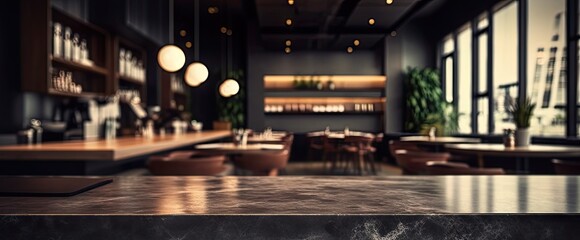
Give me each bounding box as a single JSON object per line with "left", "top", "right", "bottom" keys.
{"left": 48, "top": 88, "right": 100, "bottom": 98}
{"left": 116, "top": 73, "right": 145, "bottom": 85}
{"left": 265, "top": 111, "right": 384, "bottom": 116}
{"left": 52, "top": 57, "right": 109, "bottom": 76}
{"left": 265, "top": 90, "right": 384, "bottom": 98}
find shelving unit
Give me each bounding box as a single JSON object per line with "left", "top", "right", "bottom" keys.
{"left": 263, "top": 75, "right": 387, "bottom": 132}
{"left": 21, "top": 0, "right": 113, "bottom": 97}
{"left": 160, "top": 72, "right": 188, "bottom": 111}
{"left": 113, "top": 36, "right": 147, "bottom": 103}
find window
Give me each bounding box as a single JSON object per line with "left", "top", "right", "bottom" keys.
{"left": 476, "top": 27, "right": 489, "bottom": 134}
{"left": 442, "top": 37, "right": 455, "bottom": 103}
{"left": 457, "top": 27, "right": 472, "bottom": 134}
{"left": 493, "top": 2, "right": 518, "bottom": 133}
{"left": 528, "top": 0, "right": 566, "bottom": 136}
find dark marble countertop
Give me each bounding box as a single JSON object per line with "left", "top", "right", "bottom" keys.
{"left": 1, "top": 175, "right": 578, "bottom": 215}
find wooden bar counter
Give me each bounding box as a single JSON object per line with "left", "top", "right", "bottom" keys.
{"left": 0, "top": 130, "right": 230, "bottom": 161}
{"left": 0, "top": 131, "right": 231, "bottom": 175}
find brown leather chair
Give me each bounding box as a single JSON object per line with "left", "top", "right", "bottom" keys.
{"left": 321, "top": 135, "right": 344, "bottom": 172}
{"left": 425, "top": 161, "right": 505, "bottom": 175}
{"left": 342, "top": 134, "right": 377, "bottom": 175}
{"left": 306, "top": 132, "right": 324, "bottom": 161}
{"left": 388, "top": 140, "right": 424, "bottom": 161}
{"left": 552, "top": 159, "right": 580, "bottom": 174}
{"left": 393, "top": 149, "right": 451, "bottom": 175}
{"left": 230, "top": 150, "right": 290, "bottom": 176}
{"left": 147, "top": 154, "right": 227, "bottom": 176}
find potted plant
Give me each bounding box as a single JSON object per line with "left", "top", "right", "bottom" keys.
{"left": 508, "top": 97, "right": 536, "bottom": 146}
{"left": 405, "top": 67, "right": 457, "bottom": 136}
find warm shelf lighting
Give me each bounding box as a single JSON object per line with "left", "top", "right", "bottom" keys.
{"left": 185, "top": 41, "right": 192, "bottom": 48}
{"left": 184, "top": 62, "right": 209, "bottom": 87}
{"left": 264, "top": 75, "right": 387, "bottom": 89}
{"left": 353, "top": 39, "right": 360, "bottom": 46}
{"left": 157, "top": 45, "right": 186, "bottom": 72}
{"left": 288, "top": 0, "right": 294, "bottom": 5}
{"left": 285, "top": 40, "right": 292, "bottom": 46}
{"left": 179, "top": 30, "right": 187, "bottom": 37}
{"left": 368, "top": 18, "right": 375, "bottom": 26}
{"left": 347, "top": 47, "right": 353, "bottom": 53}
{"left": 285, "top": 47, "right": 291, "bottom": 54}
{"left": 285, "top": 18, "right": 293, "bottom": 26}
{"left": 386, "top": 0, "right": 394, "bottom": 5}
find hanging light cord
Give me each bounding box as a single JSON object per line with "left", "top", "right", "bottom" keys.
{"left": 194, "top": 0, "right": 200, "bottom": 61}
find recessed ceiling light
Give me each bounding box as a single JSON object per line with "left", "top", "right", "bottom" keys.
{"left": 220, "top": 27, "right": 227, "bottom": 34}
{"left": 179, "top": 30, "right": 187, "bottom": 37}
{"left": 353, "top": 39, "right": 360, "bottom": 46}
{"left": 390, "top": 31, "right": 397, "bottom": 37}
{"left": 226, "top": 29, "right": 233, "bottom": 36}
{"left": 286, "top": 18, "right": 293, "bottom": 26}
{"left": 368, "top": 18, "right": 375, "bottom": 26}
{"left": 347, "top": 47, "right": 353, "bottom": 53}
{"left": 185, "top": 41, "right": 192, "bottom": 48}
{"left": 285, "top": 40, "right": 292, "bottom": 46}
{"left": 285, "top": 47, "right": 291, "bottom": 54}
{"left": 386, "top": 0, "right": 394, "bottom": 5}
{"left": 208, "top": 7, "right": 219, "bottom": 14}
{"left": 288, "top": 0, "right": 294, "bottom": 5}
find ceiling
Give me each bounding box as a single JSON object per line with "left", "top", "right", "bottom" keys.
{"left": 254, "top": 0, "right": 423, "bottom": 50}
{"left": 174, "top": 0, "right": 430, "bottom": 51}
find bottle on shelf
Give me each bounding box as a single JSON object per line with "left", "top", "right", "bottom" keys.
{"left": 63, "top": 27, "right": 72, "bottom": 60}
{"left": 72, "top": 33, "right": 80, "bottom": 62}
{"left": 119, "top": 48, "right": 126, "bottom": 76}
{"left": 53, "top": 22, "right": 63, "bottom": 57}
{"left": 80, "top": 39, "right": 88, "bottom": 61}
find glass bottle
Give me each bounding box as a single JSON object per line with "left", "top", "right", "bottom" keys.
{"left": 63, "top": 27, "right": 72, "bottom": 60}
{"left": 72, "top": 33, "right": 80, "bottom": 62}
{"left": 80, "top": 39, "right": 88, "bottom": 61}
{"left": 53, "top": 22, "right": 63, "bottom": 57}
{"left": 119, "top": 49, "right": 126, "bottom": 76}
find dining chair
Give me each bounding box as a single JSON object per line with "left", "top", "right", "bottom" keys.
{"left": 342, "top": 134, "right": 377, "bottom": 175}
{"left": 552, "top": 159, "right": 580, "bottom": 174}
{"left": 388, "top": 140, "right": 424, "bottom": 162}
{"left": 393, "top": 149, "right": 451, "bottom": 175}
{"left": 147, "top": 154, "right": 227, "bottom": 176}
{"left": 321, "top": 135, "right": 344, "bottom": 173}
{"left": 230, "top": 149, "right": 290, "bottom": 176}
{"left": 306, "top": 132, "right": 324, "bottom": 161}
{"left": 424, "top": 161, "right": 505, "bottom": 175}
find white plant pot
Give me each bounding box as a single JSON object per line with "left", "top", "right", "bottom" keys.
{"left": 515, "top": 128, "right": 530, "bottom": 147}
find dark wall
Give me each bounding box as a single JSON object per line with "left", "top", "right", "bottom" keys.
{"left": 247, "top": 21, "right": 385, "bottom": 132}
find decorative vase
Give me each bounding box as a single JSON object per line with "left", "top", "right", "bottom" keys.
{"left": 514, "top": 128, "right": 530, "bottom": 147}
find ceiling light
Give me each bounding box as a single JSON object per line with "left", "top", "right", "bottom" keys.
{"left": 208, "top": 7, "right": 219, "bottom": 14}
{"left": 347, "top": 47, "right": 353, "bottom": 53}
{"left": 184, "top": 62, "right": 209, "bottom": 87}
{"left": 386, "top": 0, "right": 394, "bottom": 4}
{"left": 285, "top": 18, "right": 293, "bottom": 26}
{"left": 220, "top": 27, "right": 227, "bottom": 34}
{"left": 179, "top": 30, "right": 187, "bottom": 37}
{"left": 285, "top": 40, "right": 292, "bottom": 46}
{"left": 390, "top": 31, "right": 397, "bottom": 37}
{"left": 219, "top": 79, "right": 240, "bottom": 97}
{"left": 285, "top": 47, "right": 291, "bottom": 54}
{"left": 226, "top": 29, "right": 233, "bottom": 36}
{"left": 157, "top": 45, "right": 186, "bottom": 72}
{"left": 368, "top": 18, "right": 375, "bottom": 26}
{"left": 185, "top": 41, "right": 192, "bottom": 48}
{"left": 288, "top": 0, "right": 294, "bottom": 5}
{"left": 353, "top": 39, "right": 360, "bottom": 46}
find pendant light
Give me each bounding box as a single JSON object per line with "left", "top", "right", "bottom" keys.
{"left": 219, "top": 1, "right": 239, "bottom": 97}
{"left": 184, "top": 0, "right": 209, "bottom": 87}
{"left": 157, "top": 1, "right": 185, "bottom": 72}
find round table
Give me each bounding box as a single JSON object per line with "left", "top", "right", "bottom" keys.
{"left": 444, "top": 143, "right": 580, "bottom": 172}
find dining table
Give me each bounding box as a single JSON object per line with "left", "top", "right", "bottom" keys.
{"left": 400, "top": 136, "right": 481, "bottom": 152}
{"left": 195, "top": 142, "right": 285, "bottom": 155}
{"left": 444, "top": 143, "right": 580, "bottom": 172}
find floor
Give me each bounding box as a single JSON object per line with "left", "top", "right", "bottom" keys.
{"left": 118, "top": 161, "right": 403, "bottom": 176}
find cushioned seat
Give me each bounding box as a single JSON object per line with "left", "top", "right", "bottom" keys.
{"left": 230, "top": 150, "right": 290, "bottom": 176}
{"left": 147, "top": 154, "right": 227, "bottom": 176}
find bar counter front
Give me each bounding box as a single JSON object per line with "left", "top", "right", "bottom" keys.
{"left": 1, "top": 175, "right": 579, "bottom": 239}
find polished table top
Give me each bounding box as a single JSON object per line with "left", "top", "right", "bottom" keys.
{"left": 0, "top": 131, "right": 231, "bottom": 161}
{"left": 400, "top": 136, "right": 481, "bottom": 144}
{"left": 1, "top": 175, "right": 578, "bottom": 215}
{"left": 195, "top": 142, "right": 285, "bottom": 154}
{"left": 445, "top": 143, "right": 580, "bottom": 157}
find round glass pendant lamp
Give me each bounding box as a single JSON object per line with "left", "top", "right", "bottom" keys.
{"left": 157, "top": 45, "right": 186, "bottom": 72}
{"left": 184, "top": 62, "right": 209, "bottom": 87}
{"left": 219, "top": 79, "right": 240, "bottom": 97}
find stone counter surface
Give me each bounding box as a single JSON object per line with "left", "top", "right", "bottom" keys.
{"left": 1, "top": 176, "right": 579, "bottom": 239}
